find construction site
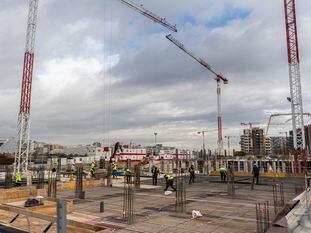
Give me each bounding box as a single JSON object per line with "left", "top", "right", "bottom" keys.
{"left": 1, "top": 0, "right": 311, "bottom": 232}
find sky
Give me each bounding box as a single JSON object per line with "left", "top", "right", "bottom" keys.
{"left": 0, "top": 0, "right": 311, "bottom": 151}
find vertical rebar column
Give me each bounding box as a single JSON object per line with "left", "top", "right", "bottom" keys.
{"left": 107, "top": 163, "right": 112, "bottom": 187}
{"left": 123, "top": 175, "right": 134, "bottom": 224}
{"left": 175, "top": 177, "right": 186, "bottom": 213}
{"left": 272, "top": 183, "right": 284, "bottom": 214}
{"left": 304, "top": 176, "right": 311, "bottom": 210}
{"left": 134, "top": 164, "right": 141, "bottom": 189}
{"left": 255, "top": 201, "right": 270, "bottom": 233}
{"left": 295, "top": 184, "right": 304, "bottom": 195}
{"left": 47, "top": 168, "right": 57, "bottom": 198}
{"left": 227, "top": 165, "right": 235, "bottom": 196}
{"left": 75, "top": 166, "right": 83, "bottom": 199}
{"left": 4, "top": 165, "right": 13, "bottom": 189}
{"left": 36, "top": 166, "right": 44, "bottom": 189}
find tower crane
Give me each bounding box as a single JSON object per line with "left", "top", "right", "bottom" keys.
{"left": 284, "top": 0, "right": 307, "bottom": 173}
{"left": 166, "top": 34, "right": 228, "bottom": 157}
{"left": 265, "top": 113, "right": 311, "bottom": 139}
{"left": 118, "top": 0, "right": 177, "bottom": 32}
{"left": 15, "top": 0, "right": 39, "bottom": 176}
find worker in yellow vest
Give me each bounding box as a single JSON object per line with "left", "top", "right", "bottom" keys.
{"left": 164, "top": 174, "right": 176, "bottom": 191}
{"left": 112, "top": 163, "right": 118, "bottom": 178}
{"left": 125, "top": 168, "right": 132, "bottom": 184}
{"left": 219, "top": 165, "right": 227, "bottom": 182}
{"left": 90, "top": 162, "right": 96, "bottom": 178}
{"left": 15, "top": 173, "right": 22, "bottom": 186}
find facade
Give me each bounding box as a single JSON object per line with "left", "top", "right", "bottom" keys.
{"left": 51, "top": 145, "right": 104, "bottom": 164}
{"left": 241, "top": 128, "right": 264, "bottom": 155}
{"left": 270, "top": 137, "right": 288, "bottom": 156}
{"left": 241, "top": 129, "right": 252, "bottom": 154}
{"left": 252, "top": 127, "right": 264, "bottom": 155}
{"left": 115, "top": 147, "right": 147, "bottom": 162}
{"left": 264, "top": 137, "right": 272, "bottom": 155}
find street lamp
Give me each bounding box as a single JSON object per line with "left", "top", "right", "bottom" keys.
{"left": 197, "top": 131, "right": 208, "bottom": 159}
{"left": 224, "top": 136, "right": 234, "bottom": 156}
{"left": 154, "top": 132, "right": 158, "bottom": 145}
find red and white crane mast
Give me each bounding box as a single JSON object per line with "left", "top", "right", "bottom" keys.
{"left": 284, "top": 0, "right": 306, "bottom": 173}
{"left": 15, "top": 0, "right": 39, "bottom": 174}
{"left": 166, "top": 34, "right": 228, "bottom": 157}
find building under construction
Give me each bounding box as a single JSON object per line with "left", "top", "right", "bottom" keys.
{"left": 1, "top": 0, "right": 311, "bottom": 232}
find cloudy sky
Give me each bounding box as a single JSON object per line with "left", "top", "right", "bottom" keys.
{"left": 0, "top": 0, "right": 311, "bottom": 150}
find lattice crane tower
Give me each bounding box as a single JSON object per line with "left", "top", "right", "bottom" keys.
{"left": 15, "top": 0, "right": 39, "bottom": 174}
{"left": 284, "top": 0, "right": 307, "bottom": 172}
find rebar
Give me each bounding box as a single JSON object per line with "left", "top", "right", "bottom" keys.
{"left": 227, "top": 164, "right": 235, "bottom": 196}
{"left": 134, "top": 164, "right": 141, "bottom": 189}
{"left": 75, "top": 166, "right": 84, "bottom": 199}
{"left": 123, "top": 175, "right": 134, "bottom": 224}
{"left": 175, "top": 177, "right": 186, "bottom": 213}
{"left": 272, "top": 183, "right": 284, "bottom": 214}
{"left": 295, "top": 184, "right": 304, "bottom": 195}
{"left": 107, "top": 163, "right": 112, "bottom": 187}
{"left": 4, "top": 165, "right": 13, "bottom": 189}
{"left": 255, "top": 201, "right": 270, "bottom": 233}
{"left": 47, "top": 167, "right": 57, "bottom": 198}
{"left": 36, "top": 166, "right": 45, "bottom": 189}
{"left": 305, "top": 175, "right": 311, "bottom": 210}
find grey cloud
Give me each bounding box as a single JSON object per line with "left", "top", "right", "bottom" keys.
{"left": 1, "top": 0, "right": 311, "bottom": 149}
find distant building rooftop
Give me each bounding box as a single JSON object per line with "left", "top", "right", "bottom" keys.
{"left": 0, "top": 138, "right": 16, "bottom": 154}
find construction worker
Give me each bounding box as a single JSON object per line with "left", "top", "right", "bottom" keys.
{"left": 219, "top": 165, "right": 227, "bottom": 182}
{"left": 69, "top": 173, "right": 74, "bottom": 181}
{"left": 252, "top": 163, "right": 260, "bottom": 184}
{"left": 125, "top": 168, "right": 132, "bottom": 184}
{"left": 90, "top": 162, "right": 96, "bottom": 178}
{"left": 151, "top": 165, "right": 160, "bottom": 186}
{"left": 164, "top": 174, "right": 176, "bottom": 191}
{"left": 188, "top": 164, "right": 195, "bottom": 184}
{"left": 15, "top": 173, "right": 22, "bottom": 186}
{"left": 112, "top": 163, "right": 118, "bottom": 178}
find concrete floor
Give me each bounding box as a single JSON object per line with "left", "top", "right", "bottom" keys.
{"left": 53, "top": 175, "right": 303, "bottom": 233}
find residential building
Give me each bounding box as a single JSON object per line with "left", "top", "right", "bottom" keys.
{"left": 241, "top": 128, "right": 264, "bottom": 155}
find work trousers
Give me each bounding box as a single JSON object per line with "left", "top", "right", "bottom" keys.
{"left": 189, "top": 173, "right": 195, "bottom": 184}
{"left": 253, "top": 175, "right": 259, "bottom": 184}
{"left": 164, "top": 180, "right": 176, "bottom": 191}
{"left": 152, "top": 175, "right": 158, "bottom": 186}
{"left": 220, "top": 171, "right": 226, "bottom": 182}
{"left": 126, "top": 175, "right": 131, "bottom": 184}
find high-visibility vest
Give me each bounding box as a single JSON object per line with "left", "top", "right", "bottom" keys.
{"left": 125, "top": 169, "right": 131, "bottom": 175}
{"left": 219, "top": 167, "right": 226, "bottom": 172}
{"left": 15, "top": 173, "right": 22, "bottom": 182}
{"left": 167, "top": 175, "right": 174, "bottom": 181}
